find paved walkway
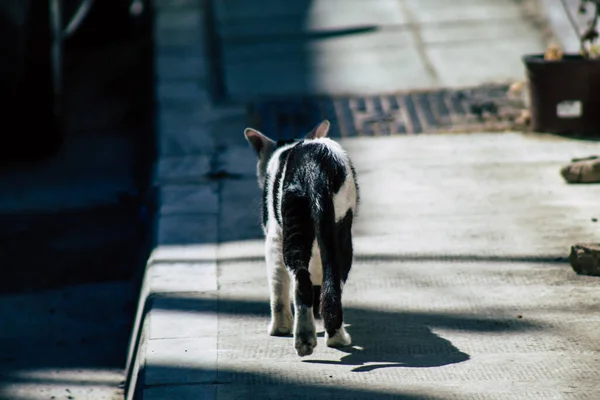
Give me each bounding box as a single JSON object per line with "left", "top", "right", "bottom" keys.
{"left": 215, "top": 0, "right": 545, "bottom": 98}
{"left": 141, "top": 133, "right": 600, "bottom": 400}
{"left": 126, "top": 1, "right": 600, "bottom": 399}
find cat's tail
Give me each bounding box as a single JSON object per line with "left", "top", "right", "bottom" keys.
{"left": 313, "top": 194, "right": 344, "bottom": 339}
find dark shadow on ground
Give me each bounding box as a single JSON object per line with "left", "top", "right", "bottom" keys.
{"left": 145, "top": 294, "right": 539, "bottom": 375}
{"left": 138, "top": 365, "right": 446, "bottom": 400}
{"left": 0, "top": 0, "right": 155, "bottom": 295}
{"left": 0, "top": 281, "right": 136, "bottom": 370}
{"left": 305, "top": 305, "right": 471, "bottom": 371}
{"left": 0, "top": 1, "right": 155, "bottom": 398}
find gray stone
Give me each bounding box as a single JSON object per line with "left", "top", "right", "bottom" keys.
{"left": 570, "top": 243, "right": 600, "bottom": 276}
{"left": 159, "top": 184, "right": 219, "bottom": 215}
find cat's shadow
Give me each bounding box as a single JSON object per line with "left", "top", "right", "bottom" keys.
{"left": 304, "top": 308, "right": 470, "bottom": 372}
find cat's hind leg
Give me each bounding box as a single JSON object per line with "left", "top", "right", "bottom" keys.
{"left": 291, "top": 268, "right": 317, "bottom": 356}
{"left": 324, "top": 210, "right": 354, "bottom": 348}
{"left": 282, "top": 197, "right": 317, "bottom": 357}
{"left": 266, "top": 228, "right": 293, "bottom": 336}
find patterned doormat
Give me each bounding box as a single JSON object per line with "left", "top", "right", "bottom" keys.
{"left": 246, "top": 84, "right": 527, "bottom": 140}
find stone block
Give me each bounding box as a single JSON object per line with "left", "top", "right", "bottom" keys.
{"left": 149, "top": 293, "right": 218, "bottom": 339}
{"left": 150, "top": 243, "right": 217, "bottom": 263}
{"left": 570, "top": 243, "right": 600, "bottom": 276}
{"left": 149, "top": 262, "right": 218, "bottom": 293}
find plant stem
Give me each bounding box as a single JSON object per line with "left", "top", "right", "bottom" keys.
{"left": 560, "top": 0, "right": 584, "bottom": 52}
{"left": 589, "top": 1, "right": 600, "bottom": 40}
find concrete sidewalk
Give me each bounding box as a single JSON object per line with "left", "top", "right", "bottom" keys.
{"left": 125, "top": 1, "right": 600, "bottom": 399}
{"left": 138, "top": 132, "right": 600, "bottom": 400}
{"left": 215, "top": 0, "right": 545, "bottom": 98}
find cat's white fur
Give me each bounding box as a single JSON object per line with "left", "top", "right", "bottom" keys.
{"left": 311, "top": 138, "right": 357, "bottom": 221}
{"left": 264, "top": 143, "right": 295, "bottom": 337}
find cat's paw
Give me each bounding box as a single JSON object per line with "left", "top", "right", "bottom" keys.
{"left": 268, "top": 313, "right": 293, "bottom": 336}
{"left": 294, "top": 330, "right": 317, "bottom": 357}
{"left": 326, "top": 326, "right": 352, "bottom": 348}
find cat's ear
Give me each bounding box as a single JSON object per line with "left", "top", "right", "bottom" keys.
{"left": 306, "top": 120, "right": 330, "bottom": 139}
{"left": 244, "top": 128, "right": 275, "bottom": 156}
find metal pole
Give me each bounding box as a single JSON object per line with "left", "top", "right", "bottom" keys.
{"left": 50, "top": 0, "right": 62, "bottom": 119}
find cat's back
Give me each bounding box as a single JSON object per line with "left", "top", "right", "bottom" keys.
{"left": 288, "top": 138, "right": 349, "bottom": 169}
{"left": 284, "top": 138, "right": 356, "bottom": 204}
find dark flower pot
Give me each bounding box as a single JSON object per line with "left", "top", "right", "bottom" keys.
{"left": 523, "top": 54, "right": 600, "bottom": 137}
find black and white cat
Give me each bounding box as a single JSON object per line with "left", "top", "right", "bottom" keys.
{"left": 244, "top": 120, "right": 359, "bottom": 357}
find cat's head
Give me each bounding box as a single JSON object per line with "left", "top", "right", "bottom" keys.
{"left": 244, "top": 120, "right": 331, "bottom": 189}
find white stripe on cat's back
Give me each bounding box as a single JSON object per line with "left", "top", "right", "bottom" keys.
{"left": 266, "top": 143, "right": 296, "bottom": 179}
{"left": 309, "top": 138, "right": 357, "bottom": 221}
{"left": 265, "top": 142, "right": 298, "bottom": 231}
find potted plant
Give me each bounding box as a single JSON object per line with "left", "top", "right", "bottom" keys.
{"left": 523, "top": 0, "right": 600, "bottom": 136}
